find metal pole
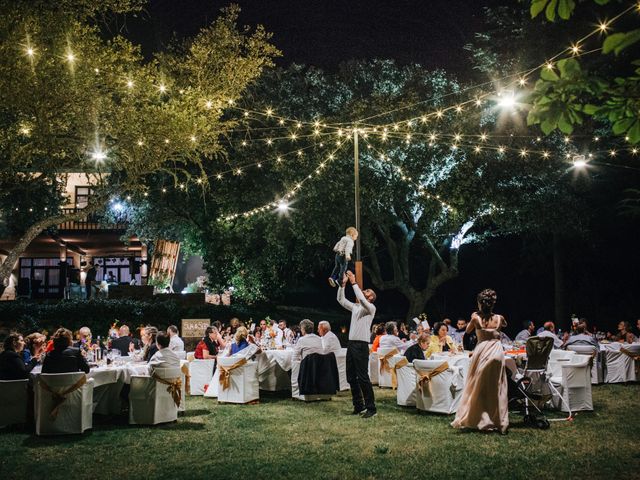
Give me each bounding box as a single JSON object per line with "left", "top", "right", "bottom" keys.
{"left": 354, "top": 127, "right": 361, "bottom": 261}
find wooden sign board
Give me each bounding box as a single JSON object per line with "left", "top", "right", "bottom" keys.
{"left": 181, "top": 318, "right": 210, "bottom": 338}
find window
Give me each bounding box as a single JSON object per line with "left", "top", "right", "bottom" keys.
{"left": 75, "top": 186, "right": 94, "bottom": 209}
{"left": 19, "top": 258, "right": 64, "bottom": 297}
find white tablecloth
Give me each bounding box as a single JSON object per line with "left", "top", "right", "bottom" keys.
{"left": 256, "top": 350, "right": 293, "bottom": 391}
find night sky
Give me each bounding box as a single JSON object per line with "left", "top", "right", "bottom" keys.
{"left": 120, "top": 0, "right": 505, "bottom": 74}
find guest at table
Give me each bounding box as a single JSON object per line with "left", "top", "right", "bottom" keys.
{"left": 293, "top": 319, "right": 324, "bottom": 362}
{"left": 318, "top": 321, "right": 342, "bottom": 354}
{"left": 404, "top": 333, "right": 430, "bottom": 364}
{"left": 398, "top": 322, "right": 410, "bottom": 341}
{"left": 167, "top": 325, "right": 185, "bottom": 352}
{"left": 141, "top": 326, "right": 159, "bottom": 362}
{"left": 278, "top": 319, "right": 294, "bottom": 345}
{"left": 111, "top": 325, "right": 139, "bottom": 356}
{"left": 452, "top": 319, "right": 467, "bottom": 345}
{"left": 537, "top": 322, "right": 563, "bottom": 348}
{"left": 379, "top": 321, "right": 407, "bottom": 352}
{"left": 425, "top": 322, "right": 456, "bottom": 358}
{"left": 229, "top": 317, "right": 240, "bottom": 335}
{"left": 564, "top": 322, "right": 599, "bottom": 349}
{"left": 149, "top": 332, "right": 181, "bottom": 375}
{"left": 23, "top": 332, "right": 47, "bottom": 364}
{"left": 42, "top": 328, "right": 90, "bottom": 374}
{"left": 73, "top": 326, "right": 94, "bottom": 349}
{"left": 195, "top": 326, "right": 222, "bottom": 360}
{"left": 0, "top": 333, "right": 39, "bottom": 380}
{"left": 226, "top": 327, "right": 262, "bottom": 359}
{"left": 370, "top": 323, "right": 385, "bottom": 352}
{"left": 443, "top": 318, "right": 457, "bottom": 336}
{"left": 515, "top": 321, "right": 536, "bottom": 343}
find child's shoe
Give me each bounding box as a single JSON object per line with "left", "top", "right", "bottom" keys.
{"left": 328, "top": 277, "right": 336, "bottom": 287}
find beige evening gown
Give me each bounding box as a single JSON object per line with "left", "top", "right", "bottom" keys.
{"left": 451, "top": 327, "right": 509, "bottom": 433}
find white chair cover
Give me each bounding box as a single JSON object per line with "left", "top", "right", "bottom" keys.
{"left": 174, "top": 351, "right": 187, "bottom": 360}
{"left": 217, "top": 357, "right": 259, "bottom": 404}
{"left": 551, "top": 354, "right": 593, "bottom": 412}
{"left": 377, "top": 347, "right": 398, "bottom": 388}
{"left": 129, "top": 366, "right": 181, "bottom": 425}
{"left": 388, "top": 355, "right": 416, "bottom": 407}
{"left": 566, "top": 345, "right": 602, "bottom": 384}
{"left": 548, "top": 350, "right": 576, "bottom": 382}
{"left": 291, "top": 360, "right": 333, "bottom": 401}
{"left": 203, "top": 367, "right": 220, "bottom": 398}
{"left": 35, "top": 373, "right": 93, "bottom": 435}
{"left": 604, "top": 344, "right": 638, "bottom": 383}
{"left": 413, "top": 359, "right": 463, "bottom": 414}
{"left": 335, "top": 348, "right": 349, "bottom": 391}
{"left": 368, "top": 352, "right": 379, "bottom": 385}
{"left": 0, "top": 379, "right": 29, "bottom": 427}
{"left": 188, "top": 359, "right": 216, "bottom": 395}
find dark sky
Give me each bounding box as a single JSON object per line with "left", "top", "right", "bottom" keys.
{"left": 120, "top": 0, "right": 505, "bottom": 74}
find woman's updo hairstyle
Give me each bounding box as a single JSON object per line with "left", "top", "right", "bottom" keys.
{"left": 477, "top": 289, "right": 497, "bottom": 318}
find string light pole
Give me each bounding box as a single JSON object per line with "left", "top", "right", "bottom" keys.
{"left": 353, "top": 126, "right": 363, "bottom": 288}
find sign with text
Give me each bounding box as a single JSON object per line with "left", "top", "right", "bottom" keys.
{"left": 181, "top": 318, "right": 210, "bottom": 338}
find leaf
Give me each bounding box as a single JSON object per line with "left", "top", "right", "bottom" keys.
{"left": 540, "top": 68, "right": 559, "bottom": 82}
{"left": 557, "top": 0, "right": 575, "bottom": 20}
{"left": 582, "top": 104, "right": 599, "bottom": 115}
{"left": 541, "top": 118, "right": 556, "bottom": 134}
{"left": 593, "top": 0, "right": 611, "bottom": 4}
{"left": 545, "top": 0, "right": 558, "bottom": 21}
{"left": 558, "top": 113, "right": 574, "bottom": 134}
{"left": 530, "top": 0, "right": 549, "bottom": 18}
{"left": 603, "top": 30, "right": 640, "bottom": 55}
{"left": 627, "top": 120, "right": 640, "bottom": 144}
{"left": 557, "top": 58, "right": 581, "bottom": 79}
{"left": 612, "top": 117, "right": 635, "bottom": 135}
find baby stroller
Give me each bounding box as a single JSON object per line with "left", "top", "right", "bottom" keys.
{"left": 507, "top": 336, "right": 556, "bottom": 429}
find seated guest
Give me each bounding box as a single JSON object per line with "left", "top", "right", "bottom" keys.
{"left": 141, "top": 326, "right": 159, "bottom": 362}
{"left": 515, "top": 321, "right": 536, "bottom": 342}
{"left": 564, "top": 322, "right": 599, "bottom": 348}
{"left": 379, "top": 321, "right": 407, "bottom": 352}
{"left": 404, "top": 333, "right": 430, "bottom": 364}
{"left": 500, "top": 331, "right": 512, "bottom": 344}
{"left": 230, "top": 327, "right": 250, "bottom": 355}
{"left": 318, "top": 321, "right": 341, "bottom": 354}
{"left": 195, "top": 326, "right": 222, "bottom": 359}
{"left": 111, "top": 325, "right": 139, "bottom": 356}
{"left": 167, "top": 325, "right": 185, "bottom": 352}
{"left": 23, "top": 332, "right": 47, "bottom": 364}
{"left": 73, "top": 326, "right": 93, "bottom": 349}
{"left": 537, "top": 322, "right": 562, "bottom": 348}
{"left": 451, "top": 319, "right": 467, "bottom": 345}
{"left": 370, "top": 323, "right": 385, "bottom": 352}
{"left": 278, "top": 319, "right": 294, "bottom": 345}
{"left": 227, "top": 328, "right": 262, "bottom": 360}
{"left": 0, "top": 333, "right": 39, "bottom": 379}
{"left": 424, "top": 322, "right": 456, "bottom": 359}
{"left": 614, "top": 321, "right": 637, "bottom": 343}
{"left": 148, "top": 332, "right": 181, "bottom": 376}
{"left": 443, "top": 318, "right": 457, "bottom": 336}
{"left": 463, "top": 329, "right": 477, "bottom": 352}
{"left": 42, "top": 328, "right": 90, "bottom": 374}
{"left": 293, "top": 319, "right": 324, "bottom": 362}
{"left": 398, "top": 322, "right": 410, "bottom": 341}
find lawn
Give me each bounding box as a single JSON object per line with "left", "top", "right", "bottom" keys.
{"left": 0, "top": 384, "right": 638, "bottom": 480}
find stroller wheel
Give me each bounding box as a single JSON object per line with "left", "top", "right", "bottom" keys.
{"left": 523, "top": 414, "right": 536, "bottom": 427}
{"left": 536, "top": 418, "right": 550, "bottom": 430}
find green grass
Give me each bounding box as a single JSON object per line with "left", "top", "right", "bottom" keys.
{"left": 1, "top": 385, "right": 639, "bottom": 480}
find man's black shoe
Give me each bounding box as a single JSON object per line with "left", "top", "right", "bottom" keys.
{"left": 361, "top": 410, "right": 377, "bottom": 419}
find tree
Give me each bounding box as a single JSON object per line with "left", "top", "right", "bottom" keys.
{"left": 0, "top": 0, "right": 280, "bottom": 290}
{"left": 122, "top": 60, "right": 587, "bottom": 318}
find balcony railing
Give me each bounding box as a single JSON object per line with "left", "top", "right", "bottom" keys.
{"left": 58, "top": 208, "right": 127, "bottom": 231}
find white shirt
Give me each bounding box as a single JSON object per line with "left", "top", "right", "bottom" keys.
{"left": 321, "top": 330, "right": 342, "bottom": 354}
{"left": 515, "top": 329, "right": 531, "bottom": 342}
{"left": 293, "top": 333, "right": 324, "bottom": 362}
{"left": 337, "top": 284, "right": 376, "bottom": 343}
{"left": 378, "top": 334, "right": 406, "bottom": 352}
{"left": 280, "top": 327, "right": 294, "bottom": 345}
{"left": 168, "top": 335, "right": 184, "bottom": 352}
{"left": 565, "top": 333, "right": 598, "bottom": 348}
{"left": 274, "top": 327, "right": 284, "bottom": 347}
{"left": 148, "top": 348, "right": 181, "bottom": 376}
{"left": 451, "top": 329, "right": 466, "bottom": 345}
{"left": 333, "top": 235, "right": 355, "bottom": 258}
{"left": 538, "top": 330, "right": 563, "bottom": 348}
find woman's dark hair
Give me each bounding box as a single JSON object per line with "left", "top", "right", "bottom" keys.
{"left": 374, "top": 323, "right": 385, "bottom": 335}
{"left": 52, "top": 328, "right": 73, "bottom": 350}
{"left": 3, "top": 333, "right": 22, "bottom": 352}
{"left": 203, "top": 326, "right": 218, "bottom": 354}
{"left": 433, "top": 322, "right": 447, "bottom": 336}
{"left": 477, "top": 289, "right": 497, "bottom": 319}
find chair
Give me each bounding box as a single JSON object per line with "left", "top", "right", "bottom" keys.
{"left": 291, "top": 356, "right": 336, "bottom": 401}
{"left": 188, "top": 359, "right": 216, "bottom": 395}
{"left": 566, "top": 344, "right": 602, "bottom": 384}
{"left": 0, "top": 379, "right": 29, "bottom": 428}
{"left": 605, "top": 344, "right": 639, "bottom": 383}
{"left": 388, "top": 355, "right": 416, "bottom": 407}
{"left": 174, "top": 351, "right": 187, "bottom": 360}
{"left": 217, "top": 357, "right": 259, "bottom": 404}
{"left": 35, "top": 373, "right": 93, "bottom": 435}
{"left": 129, "top": 366, "right": 181, "bottom": 425}
{"left": 413, "top": 359, "right": 464, "bottom": 414}
{"left": 377, "top": 347, "right": 399, "bottom": 388}
{"left": 548, "top": 350, "right": 576, "bottom": 382}
{"left": 550, "top": 354, "right": 593, "bottom": 412}
{"left": 368, "top": 352, "right": 379, "bottom": 385}
{"left": 203, "top": 367, "right": 220, "bottom": 399}
{"left": 335, "top": 348, "right": 349, "bottom": 391}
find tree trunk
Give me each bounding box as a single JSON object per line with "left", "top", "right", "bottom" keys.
{"left": 553, "top": 233, "right": 566, "bottom": 330}
{"left": 0, "top": 205, "right": 102, "bottom": 287}
{"left": 405, "top": 289, "right": 434, "bottom": 322}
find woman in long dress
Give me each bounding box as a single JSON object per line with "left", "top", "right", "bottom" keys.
{"left": 451, "top": 288, "right": 509, "bottom": 433}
